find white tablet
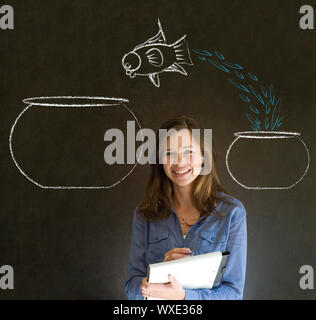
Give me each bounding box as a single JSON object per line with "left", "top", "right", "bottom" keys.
{"left": 145, "top": 251, "right": 230, "bottom": 300}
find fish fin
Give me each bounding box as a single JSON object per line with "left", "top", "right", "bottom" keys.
{"left": 135, "top": 19, "right": 166, "bottom": 50}
{"left": 155, "top": 19, "right": 166, "bottom": 43}
{"left": 149, "top": 73, "right": 160, "bottom": 87}
{"left": 164, "top": 63, "right": 188, "bottom": 76}
{"left": 170, "top": 35, "right": 194, "bottom": 66}
{"left": 145, "top": 48, "right": 164, "bottom": 67}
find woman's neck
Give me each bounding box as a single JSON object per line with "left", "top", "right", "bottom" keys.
{"left": 173, "top": 183, "right": 194, "bottom": 210}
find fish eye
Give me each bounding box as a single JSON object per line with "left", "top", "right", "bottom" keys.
{"left": 122, "top": 52, "right": 141, "bottom": 72}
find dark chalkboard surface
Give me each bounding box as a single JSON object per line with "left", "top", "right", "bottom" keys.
{"left": 0, "top": 0, "right": 315, "bottom": 299}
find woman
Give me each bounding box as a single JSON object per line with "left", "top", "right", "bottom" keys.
{"left": 125, "top": 115, "right": 247, "bottom": 300}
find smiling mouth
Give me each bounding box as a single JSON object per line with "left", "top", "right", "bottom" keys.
{"left": 172, "top": 168, "right": 192, "bottom": 178}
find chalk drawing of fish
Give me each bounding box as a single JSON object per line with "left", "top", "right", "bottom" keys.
{"left": 122, "top": 19, "right": 193, "bottom": 87}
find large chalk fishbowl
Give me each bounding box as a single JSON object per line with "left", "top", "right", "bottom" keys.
{"left": 9, "top": 96, "right": 142, "bottom": 189}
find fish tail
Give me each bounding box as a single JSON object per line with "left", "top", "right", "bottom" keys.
{"left": 171, "top": 35, "right": 193, "bottom": 65}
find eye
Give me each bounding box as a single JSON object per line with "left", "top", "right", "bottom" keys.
{"left": 184, "top": 149, "right": 193, "bottom": 155}
{"left": 165, "top": 151, "right": 178, "bottom": 158}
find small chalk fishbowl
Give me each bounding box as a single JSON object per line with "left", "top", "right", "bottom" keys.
{"left": 225, "top": 131, "right": 310, "bottom": 189}
{"left": 9, "top": 96, "right": 141, "bottom": 189}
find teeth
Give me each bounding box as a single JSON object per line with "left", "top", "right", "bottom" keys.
{"left": 174, "top": 169, "right": 190, "bottom": 174}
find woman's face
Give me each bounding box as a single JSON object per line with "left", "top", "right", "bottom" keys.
{"left": 161, "top": 129, "right": 203, "bottom": 188}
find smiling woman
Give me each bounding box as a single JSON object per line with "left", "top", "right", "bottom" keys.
{"left": 125, "top": 115, "right": 247, "bottom": 300}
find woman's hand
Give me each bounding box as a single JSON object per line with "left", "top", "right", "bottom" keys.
{"left": 140, "top": 248, "right": 191, "bottom": 299}
{"left": 163, "top": 247, "right": 192, "bottom": 262}
{"left": 141, "top": 274, "right": 186, "bottom": 300}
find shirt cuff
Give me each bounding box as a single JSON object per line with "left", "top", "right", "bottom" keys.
{"left": 184, "top": 288, "right": 199, "bottom": 300}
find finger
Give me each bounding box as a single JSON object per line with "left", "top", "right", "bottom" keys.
{"left": 164, "top": 254, "right": 183, "bottom": 262}
{"left": 147, "top": 283, "right": 167, "bottom": 289}
{"left": 168, "top": 274, "right": 177, "bottom": 282}
{"left": 165, "top": 247, "right": 192, "bottom": 257}
{"left": 166, "top": 253, "right": 189, "bottom": 261}
{"left": 147, "top": 284, "right": 167, "bottom": 297}
{"left": 170, "top": 274, "right": 179, "bottom": 284}
{"left": 141, "top": 288, "right": 149, "bottom": 294}
{"left": 165, "top": 248, "right": 192, "bottom": 256}
{"left": 141, "top": 285, "right": 149, "bottom": 292}
{"left": 168, "top": 274, "right": 183, "bottom": 292}
{"left": 141, "top": 284, "right": 148, "bottom": 290}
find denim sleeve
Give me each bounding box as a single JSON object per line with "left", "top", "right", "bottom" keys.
{"left": 125, "top": 209, "right": 147, "bottom": 300}
{"left": 184, "top": 205, "right": 247, "bottom": 300}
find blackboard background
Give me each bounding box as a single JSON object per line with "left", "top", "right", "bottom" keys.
{"left": 0, "top": 0, "right": 315, "bottom": 299}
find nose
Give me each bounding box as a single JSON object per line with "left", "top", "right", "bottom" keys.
{"left": 177, "top": 152, "right": 183, "bottom": 165}
{"left": 175, "top": 152, "right": 189, "bottom": 166}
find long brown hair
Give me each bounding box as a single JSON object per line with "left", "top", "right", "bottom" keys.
{"left": 138, "top": 115, "right": 234, "bottom": 221}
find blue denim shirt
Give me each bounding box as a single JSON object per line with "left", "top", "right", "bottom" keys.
{"left": 125, "top": 192, "right": 247, "bottom": 300}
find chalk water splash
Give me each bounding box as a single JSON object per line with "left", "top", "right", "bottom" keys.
{"left": 192, "top": 49, "right": 284, "bottom": 132}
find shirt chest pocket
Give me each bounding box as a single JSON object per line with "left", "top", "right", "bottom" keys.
{"left": 197, "top": 231, "right": 226, "bottom": 254}
{"left": 146, "top": 231, "right": 170, "bottom": 264}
